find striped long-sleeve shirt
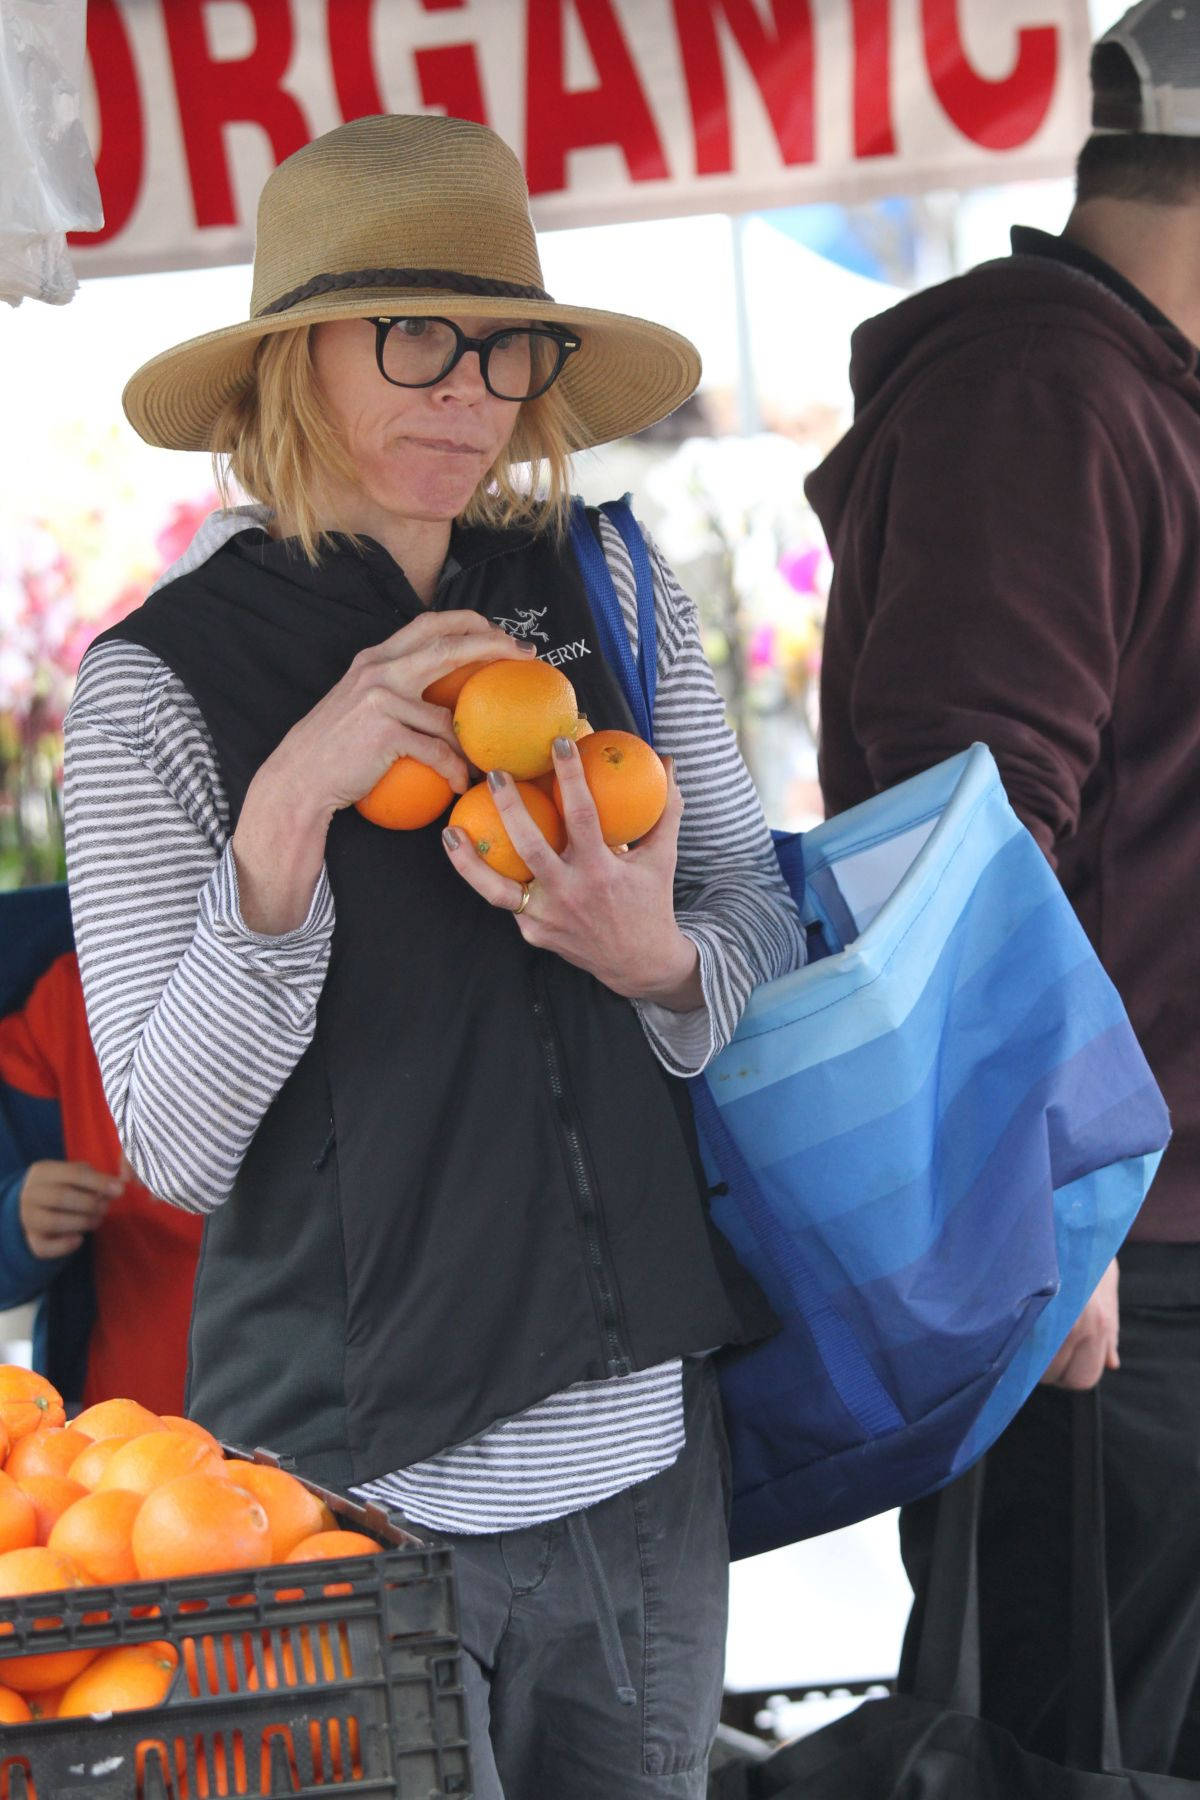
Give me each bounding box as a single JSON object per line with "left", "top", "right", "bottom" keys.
{"left": 63, "top": 507, "right": 805, "bottom": 1533}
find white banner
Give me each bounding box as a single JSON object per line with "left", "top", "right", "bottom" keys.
{"left": 71, "top": 0, "right": 1092, "bottom": 278}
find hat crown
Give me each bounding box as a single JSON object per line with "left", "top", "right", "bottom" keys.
{"left": 249, "top": 114, "right": 546, "bottom": 318}
{"left": 1093, "top": 0, "right": 1200, "bottom": 135}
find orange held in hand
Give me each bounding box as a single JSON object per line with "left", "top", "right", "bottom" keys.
{"left": 449, "top": 780, "right": 566, "bottom": 882}
{"left": 553, "top": 729, "right": 668, "bottom": 847}
{"left": 453, "top": 660, "right": 578, "bottom": 779}
{"left": 422, "top": 657, "right": 494, "bottom": 710}
{"left": 355, "top": 755, "right": 455, "bottom": 830}
{"left": 132, "top": 1474, "right": 272, "bottom": 1580}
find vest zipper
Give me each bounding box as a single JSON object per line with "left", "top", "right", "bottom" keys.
{"left": 529, "top": 963, "right": 633, "bottom": 1379}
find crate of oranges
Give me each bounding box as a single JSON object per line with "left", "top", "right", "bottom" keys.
{"left": 0, "top": 1368, "right": 469, "bottom": 1798}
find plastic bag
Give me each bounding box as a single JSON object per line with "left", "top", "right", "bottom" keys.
{"left": 0, "top": 0, "right": 102, "bottom": 307}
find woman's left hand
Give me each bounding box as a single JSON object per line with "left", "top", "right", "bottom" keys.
{"left": 442, "top": 739, "right": 702, "bottom": 1010}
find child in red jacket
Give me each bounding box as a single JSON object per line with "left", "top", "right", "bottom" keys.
{"left": 0, "top": 947, "right": 202, "bottom": 1413}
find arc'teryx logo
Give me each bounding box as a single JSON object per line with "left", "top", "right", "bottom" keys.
{"left": 495, "top": 605, "right": 593, "bottom": 670}
{"left": 494, "top": 605, "right": 549, "bottom": 644}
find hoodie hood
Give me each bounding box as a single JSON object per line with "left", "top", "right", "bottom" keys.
{"left": 805, "top": 241, "right": 1200, "bottom": 547}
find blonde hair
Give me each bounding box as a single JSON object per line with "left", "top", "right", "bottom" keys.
{"left": 213, "top": 325, "right": 584, "bottom": 563}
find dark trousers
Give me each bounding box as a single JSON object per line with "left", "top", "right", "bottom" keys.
{"left": 444, "top": 1356, "right": 730, "bottom": 1800}
{"left": 898, "top": 1241, "right": 1200, "bottom": 1777}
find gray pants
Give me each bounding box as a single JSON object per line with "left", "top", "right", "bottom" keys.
{"left": 446, "top": 1356, "right": 730, "bottom": 1799}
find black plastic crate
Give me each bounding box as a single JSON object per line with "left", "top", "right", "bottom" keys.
{"left": 0, "top": 1454, "right": 471, "bottom": 1799}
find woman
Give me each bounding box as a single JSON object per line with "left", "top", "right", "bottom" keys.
{"left": 64, "top": 114, "right": 805, "bottom": 1798}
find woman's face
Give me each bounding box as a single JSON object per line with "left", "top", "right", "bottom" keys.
{"left": 310, "top": 315, "right": 523, "bottom": 532}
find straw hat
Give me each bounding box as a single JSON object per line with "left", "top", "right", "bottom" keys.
{"left": 123, "top": 113, "right": 701, "bottom": 453}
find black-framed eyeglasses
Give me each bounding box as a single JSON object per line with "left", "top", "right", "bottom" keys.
{"left": 368, "top": 316, "right": 581, "bottom": 401}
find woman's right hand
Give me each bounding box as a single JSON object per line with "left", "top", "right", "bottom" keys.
{"left": 268, "top": 611, "right": 533, "bottom": 816}
{"left": 232, "top": 612, "right": 533, "bottom": 934}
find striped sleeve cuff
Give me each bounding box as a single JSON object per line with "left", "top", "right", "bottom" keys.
{"left": 202, "top": 840, "right": 336, "bottom": 966}
{"left": 633, "top": 929, "right": 721, "bottom": 1077}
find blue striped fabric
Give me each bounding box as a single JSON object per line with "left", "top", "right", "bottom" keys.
{"left": 700, "top": 747, "right": 1169, "bottom": 1557}
{"left": 571, "top": 502, "right": 1170, "bottom": 1561}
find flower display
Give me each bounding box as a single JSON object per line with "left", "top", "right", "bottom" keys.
{"left": 0, "top": 491, "right": 217, "bottom": 888}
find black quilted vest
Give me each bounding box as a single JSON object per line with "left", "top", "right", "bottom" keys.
{"left": 95, "top": 522, "right": 774, "bottom": 1487}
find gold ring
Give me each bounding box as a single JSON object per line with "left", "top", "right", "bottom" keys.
{"left": 514, "top": 882, "right": 532, "bottom": 917}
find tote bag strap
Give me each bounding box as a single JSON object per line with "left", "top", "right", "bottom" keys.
{"left": 1067, "top": 1388, "right": 1124, "bottom": 1773}
{"left": 909, "top": 1457, "right": 985, "bottom": 1716}
{"left": 567, "top": 496, "right": 657, "bottom": 745}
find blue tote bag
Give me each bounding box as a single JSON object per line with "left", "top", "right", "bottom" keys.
{"left": 570, "top": 499, "right": 1170, "bottom": 1560}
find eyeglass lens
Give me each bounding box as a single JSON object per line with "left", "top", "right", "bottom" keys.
{"left": 377, "top": 318, "right": 567, "bottom": 400}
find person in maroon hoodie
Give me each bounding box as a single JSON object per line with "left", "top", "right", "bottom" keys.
{"left": 806, "top": 3, "right": 1200, "bottom": 1778}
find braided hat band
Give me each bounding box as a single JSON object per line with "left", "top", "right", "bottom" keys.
{"left": 123, "top": 114, "right": 700, "bottom": 454}
{"left": 260, "top": 267, "right": 553, "bottom": 316}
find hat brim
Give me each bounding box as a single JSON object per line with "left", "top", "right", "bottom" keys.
{"left": 122, "top": 290, "right": 701, "bottom": 454}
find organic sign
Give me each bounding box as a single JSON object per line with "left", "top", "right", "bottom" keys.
{"left": 72, "top": 0, "right": 1091, "bottom": 276}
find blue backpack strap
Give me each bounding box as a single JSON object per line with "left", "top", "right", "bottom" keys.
{"left": 567, "top": 495, "right": 657, "bottom": 744}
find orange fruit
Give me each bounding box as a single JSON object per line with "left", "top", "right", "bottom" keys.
{"left": 0, "top": 1472, "right": 36, "bottom": 1555}
{"left": 283, "top": 1528, "right": 381, "bottom": 1563}
{"left": 448, "top": 779, "right": 566, "bottom": 882}
{"left": 422, "top": 656, "right": 494, "bottom": 710}
{"left": 132, "top": 1475, "right": 271, "bottom": 1580}
{"left": 68, "top": 1434, "right": 135, "bottom": 1491}
{"left": 57, "top": 1639, "right": 178, "bottom": 1719}
{"left": 0, "top": 1369, "right": 65, "bottom": 1444}
{"left": 226, "top": 1463, "right": 335, "bottom": 1563}
{"left": 354, "top": 755, "right": 455, "bottom": 830}
{"left": 274, "top": 1529, "right": 381, "bottom": 1603}
{"left": 48, "top": 1488, "right": 144, "bottom": 1585}
{"left": 15, "top": 1476, "right": 87, "bottom": 1545}
{"left": 96, "top": 1430, "right": 227, "bottom": 1497}
{"left": 453, "top": 660, "right": 578, "bottom": 778}
{"left": 159, "top": 1416, "right": 222, "bottom": 1450}
{"left": 0, "top": 1683, "right": 30, "bottom": 1724}
{"left": 0, "top": 1546, "right": 96, "bottom": 1691}
{"left": 531, "top": 715, "right": 593, "bottom": 796}
{"left": 71, "top": 1398, "right": 161, "bottom": 1442}
{"left": 553, "top": 729, "right": 668, "bottom": 847}
{"left": 5, "top": 1426, "right": 93, "bottom": 1483}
